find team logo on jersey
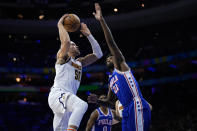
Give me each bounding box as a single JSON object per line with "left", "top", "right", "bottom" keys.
{"left": 98, "top": 119, "right": 112, "bottom": 126}
{"left": 71, "top": 62, "right": 82, "bottom": 70}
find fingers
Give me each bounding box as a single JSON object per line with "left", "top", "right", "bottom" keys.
{"left": 80, "top": 23, "right": 84, "bottom": 29}
{"left": 62, "top": 14, "right": 69, "bottom": 18}
{"left": 60, "top": 14, "right": 68, "bottom": 21}
{"left": 87, "top": 96, "right": 94, "bottom": 103}
{"left": 93, "top": 3, "right": 102, "bottom": 20}
{"left": 90, "top": 93, "right": 97, "bottom": 97}
{"left": 80, "top": 22, "right": 87, "bottom": 30}
{"left": 95, "top": 3, "right": 99, "bottom": 8}
{"left": 58, "top": 14, "right": 69, "bottom": 25}
{"left": 80, "top": 23, "right": 87, "bottom": 34}
{"left": 95, "top": 3, "right": 100, "bottom": 10}
{"left": 87, "top": 93, "right": 98, "bottom": 103}
{"left": 81, "top": 22, "right": 86, "bottom": 27}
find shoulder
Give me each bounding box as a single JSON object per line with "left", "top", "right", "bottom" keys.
{"left": 56, "top": 55, "right": 71, "bottom": 65}
{"left": 90, "top": 109, "right": 99, "bottom": 119}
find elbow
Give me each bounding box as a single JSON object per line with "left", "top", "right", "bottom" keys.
{"left": 93, "top": 48, "right": 103, "bottom": 59}
{"left": 99, "top": 51, "right": 103, "bottom": 58}
{"left": 95, "top": 51, "right": 103, "bottom": 59}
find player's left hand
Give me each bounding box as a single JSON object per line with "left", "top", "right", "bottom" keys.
{"left": 87, "top": 93, "right": 98, "bottom": 103}
{"left": 80, "top": 23, "right": 91, "bottom": 36}
{"left": 93, "top": 3, "right": 103, "bottom": 21}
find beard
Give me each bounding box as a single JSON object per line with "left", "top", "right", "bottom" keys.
{"left": 76, "top": 50, "right": 80, "bottom": 56}
{"left": 73, "top": 50, "right": 80, "bottom": 57}
{"left": 106, "top": 62, "right": 114, "bottom": 70}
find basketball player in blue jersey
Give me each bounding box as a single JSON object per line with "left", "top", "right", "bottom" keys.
{"left": 86, "top": 95, "right": 121, "bottom": 131}
{"left": 88, "top": 3, "right": 151, "bottom": 131}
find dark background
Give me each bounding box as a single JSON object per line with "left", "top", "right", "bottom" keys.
{"left": 0, "top": 0, "right": 197, "bottom": 130}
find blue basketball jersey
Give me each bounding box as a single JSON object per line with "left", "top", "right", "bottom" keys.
{"left": 109, "top": 69, "right": 151, "bottom": 131}
{"left": 109, "top": 69, "right": 143, "bottom": 107}
{"left": 92, "top": 108, "right": 113, "bottom": 131}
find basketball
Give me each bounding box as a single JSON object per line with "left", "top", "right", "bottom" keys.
{"left": 63, "top": 14, "right": 80, "bottom": 32}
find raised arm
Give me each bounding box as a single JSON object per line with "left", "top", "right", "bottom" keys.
{"left": 86, "top": 110, "right": 98, "bottom": 131}
{"left": 56, "top": 14, "right": 71, "bottom": 60}
{"left": 93, "top": 3, "right": 129, "bottom": 71}
{"left": 77, "top": 23, "right": 103, "bottom": 67}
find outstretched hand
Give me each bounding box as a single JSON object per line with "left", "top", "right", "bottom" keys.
{"left": 87, "top": 93, "right": 98, "bottom": 103}
{"left": 80, "top": 23, "right": 91, "bottom": 36}
{"left": 93, "top": 3, "right": 103, "bottom": 21}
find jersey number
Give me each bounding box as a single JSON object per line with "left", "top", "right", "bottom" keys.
{"left": 75, "top": 69, "right": 81, "bottom": 81}
{"left": 112, "top": 84, "right": 119, "bottom": 94}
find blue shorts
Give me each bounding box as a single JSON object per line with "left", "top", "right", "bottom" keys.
{"left": 122, "top": 99, "right": 151, "bottom": 131}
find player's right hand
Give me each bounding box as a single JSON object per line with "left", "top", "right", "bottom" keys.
{"left": 93, "top": 3, "right": 103, "bottom": 21}
{"left": 87, "top": 93, "right": 98, "bottom": 103}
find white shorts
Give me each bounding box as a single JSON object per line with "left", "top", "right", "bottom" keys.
{"left": 48, "top": 87, "right": 72, "bottom": 114}
{"left": 48, "top": 87, "right": 85, "bottom": 130}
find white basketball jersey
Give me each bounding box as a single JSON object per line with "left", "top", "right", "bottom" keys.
{"left": 53, "top": 58, "right": 82, "bottom": 94}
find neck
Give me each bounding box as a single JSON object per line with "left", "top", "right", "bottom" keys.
{"left": 110, "top": 68, "right": 114, "bottom": 73}
{"left": 68, "top": 54, "right": 76, "bottom": 59}
{"left": 100, "top": 106, "right": 108, "bottom": 113}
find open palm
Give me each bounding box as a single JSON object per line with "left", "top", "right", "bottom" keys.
{"left": 93, "top": 3, "right": 102, "bottom": 21}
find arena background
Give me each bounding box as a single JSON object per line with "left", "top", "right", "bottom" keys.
{"left": 0, "top": 0, "right": 197, "bottom": 130}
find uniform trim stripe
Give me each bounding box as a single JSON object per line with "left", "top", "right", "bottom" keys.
{"left": 130, "top": 72, "right": 144, "bottom": 129}
{"left": 126, "top": 72, "right": 144, "bottom": 131}
{"left": 58, "top": 93, "right": 66, "bottom": 109}
{"left": 134, "top": 100, "right": 139, "bottom": 131}
{"left": 95, "top": 109, "right": 100, "bottom": 120}
{"left": 124, "top": 73, "right": 139, "bottom": 98}
{"left": 140, "top": 100, "right": 144, "bottom": 131}
{"left": 129, "top": 72, "right": 140, "bottom": 98}
{"left": 129, "top": 73, "right": 144, "bottom": 130}
{"left": 123, "top": 74, "right": 135, "bottom": 97}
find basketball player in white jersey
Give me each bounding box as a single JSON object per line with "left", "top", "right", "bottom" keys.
{"left": 48, "top": 14, "right": 103, "bottom": 131}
